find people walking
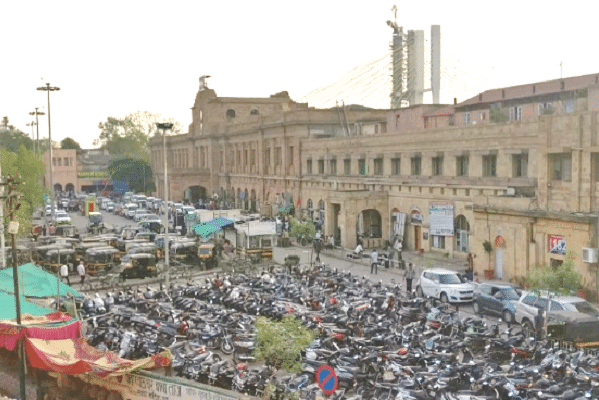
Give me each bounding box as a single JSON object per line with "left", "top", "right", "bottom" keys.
{"left": 394, "top": 237, "right": 403, "bottom": 267}
{"left": 60, "top": 263, "right": 70, "bottom": 286}
{"left": 370, "top": 249, "right": 378, "bottom": 275}
{"left": 313, "top": 237, "right": 322, "bottom": 263}
{"left": 77, "top": 261, "right": 86, "bottom": 285}
{"left": 404, "top": 263, "right": 415, "bottom": 294}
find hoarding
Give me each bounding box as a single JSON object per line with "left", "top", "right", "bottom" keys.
{"left": 549, "top": 234, "right": 566, "bottom": 255}
{"left": 429, "top": 201, "right": 454, "bottom": 236}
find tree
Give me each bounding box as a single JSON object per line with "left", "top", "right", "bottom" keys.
{"left": 524, "top": 251, "right": 582, "bottom": 296}
{"left": 254, "top": 315, "right": 314, "bottom": 373}
{"left": 60, "top": 137, "right": 81, "bottom": 150}
{"left": 1, "top": 146, "right": 46, "bottom": 237}
{"left": 94, "top": 112, "right": 182, "bottom": 159}
{"left": 0, "top": 127, "right": 33, "bottom": 152}
{"left": 108, "top": 157, "right": 155, "bottom": 194}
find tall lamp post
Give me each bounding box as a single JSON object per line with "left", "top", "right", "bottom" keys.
{"left": 26, "top": 121, "right": 36, "bottom": 149}
{"left": 156, "top": 122, "right": 173, "bottom": 288}
{"left": 37, "top": 83, "right": 60, "bottom": 223}
{"left": 30, "top": 108, "right": 45, "bottom": 154}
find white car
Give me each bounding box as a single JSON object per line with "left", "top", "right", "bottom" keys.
{"left": 133, "top": 210, "right": 150, "bottom": 222}
{"left": 416, "top": 268, "right": 475, "bottom": 303}
{"left": 54, "top": 211, "right": 71, "bottom": 224}
{"left": 124, "top": 203, "right": 138, "bottom": 219}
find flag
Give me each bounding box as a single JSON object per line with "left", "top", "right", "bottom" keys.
{"left": 295, "top": 197, "right": 301, "bottom": 209}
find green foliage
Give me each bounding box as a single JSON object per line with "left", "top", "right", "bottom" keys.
{"left": 108, "top": 157, "right": 155, "bottom": 194}
{"left": 490, "top": 109, "right": 508, "bottom": 123}
{"left": 1, "top": 147, "right": 46, "bottom": 237}
{"left": 483, "top": 240, "right": 493, "bottom": 253}
{"left": 289, "top": 217, "right": 315, "bottom": 240}
{"left": 60, "top": 137, "right": 81, "bottom": 150}
{"left": 0, "top": 127, "right": 33, "bottom": 152}
{"left": 525, "top": 251, "right": 582, "bottom": 296}
{"left": 254, "top": 315, "right": 314, "bottom": 373}
{"left": 94, "top": 111, "right": 183, "bottom": 159}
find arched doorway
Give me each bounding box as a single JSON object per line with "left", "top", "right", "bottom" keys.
{"left": 53, "top": 183, "right": 62, "bottom": 193}
{"left": 250, "top": 189, "right": 257, "bottom": 212}
{"left": 455, "top": 215, "right": 470, "bottom": 253}
{"left": 317, "top": 200, "right": 325, "bottom": 231}
{"left": 244, "top": 189, "right": 249, "bottom": 210}
{"left": 307, "top": 199, "right": 313, "bottom": 220}
{"left": 184, "top": 185, "right": 207, "bottom": 203}
{"left": 358, "top": 209, "right": 382, "bottom": 240}
{"left": 65, "top": 183, "right": 75, "bottom": 193}
{"left": 236, "top": 188, "right": 241, "bottom": 209}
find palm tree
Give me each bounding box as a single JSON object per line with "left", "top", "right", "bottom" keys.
{"left": 1, "top": 116, "right": 9, "bottom": 130}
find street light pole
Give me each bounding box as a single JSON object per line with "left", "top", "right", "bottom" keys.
{"left": 30, "top": 108, "right": 46, "bottom": 154}
{"left": 157, "top": 123, "right": 173, "bottom": 289}
{"left": 26, "top": 121, "right": 36, "bottom": 149}
{"left": 37, "top": 83, "right": 60, "bottom": 223}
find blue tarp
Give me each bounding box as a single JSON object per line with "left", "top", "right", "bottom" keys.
{"left": 0, "top": 263, "right": 82, "bottom": 298}
{"left": 192, "top": 217, "right": 235, "bottom": 237}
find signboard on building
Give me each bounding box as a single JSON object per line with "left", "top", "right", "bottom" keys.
{"left": 549, "top": 234, "right": 566, "bottom": 255}
{"left": 429, "top": 201, "right": 454, "bottom": 236}
{"left": 77, "top": 171, "right": 110, "bottom": 178}
{"left": 410, "top": 213, "right": 423, "bottom": 225}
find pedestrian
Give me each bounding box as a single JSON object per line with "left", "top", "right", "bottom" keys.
{"left": 370, "top": 249, "right": 378, "bottom": 275}
{"left": 60, "top": 263, "right": 70, "bottom": 286}
{"left": 404, "top": 263, "right": 415, "bottom": 295}
{"left": 353, "top": 242, "right": 363, "bottom": 258}
{"left": 328, "top": 235, "right": 335, "bottom": 250}
{"left": 394, "top": 237, "right": 403, "bottom": 265}
{"left": 534, "top": 307, "right": 545, "bottom": 341}
{"left": 313, "top": 237, "right": 322, "bottom": 263}
{"left": 77, "top": 261, "right": 86, "bottom": 285}
{"left": 467, "top": 253, "right": 476, "bottom": 271}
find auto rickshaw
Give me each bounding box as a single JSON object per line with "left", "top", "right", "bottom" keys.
{"left": 74, "top": 241, "right": 111, "bottom": 263}
{"left": 55, "top": 224, "right": 80, "bottom": 239}
{"left": 43, "top": 248, "right": 76, "bottom": 273}
{"left": 139, "top": 220, "right": 164, "bottom": 234}
{"left": 197, "top": 243, "right": 218, "bottom": 270}
{"left": 85, "top": 247, "right": 120, "bottom": 276}
{"left": 119, "top": 253, "right": 159, "bottom": 280}
{"left": 33, "top": 243, "right": 72, "bottom": 265}
{"left": 170, "top": 241, "right": 198, "bottom": 262}
{"left": 134, "top": 231, "right": 156, "bottom": 243}
{"left": 5, "top": 246, "right": 32, "bottom": 266}
{"left": 127, "top": 243, "right": 157, "bottom": 256}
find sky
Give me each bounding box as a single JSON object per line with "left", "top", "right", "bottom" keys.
{"left": 2, "top": 0, "right": 599, "bottom": 148}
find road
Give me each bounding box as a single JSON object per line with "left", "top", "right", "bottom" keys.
{"left": 63, "top": 208, "right": 492, "bottom": 324}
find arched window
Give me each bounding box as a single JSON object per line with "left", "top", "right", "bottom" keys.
{"left": 226, "top": 109, "right": 236, "bottom": 122}
{"left": 358, "top": 209, "right": 382, "bottom": 238}
{"left": 455, "top": 214, "right": 470, "bottom": 252}
{"left": 318, "top": 200, "right": 325, "bottom": 222}
{"left": 250, "top": 109, "right": 259, "bottom": 115}
{"left": 307, "top": 199, "right": 313, "bottom": 210}
{"left": 307, "top": 199, "right": 313, "bottom": 220}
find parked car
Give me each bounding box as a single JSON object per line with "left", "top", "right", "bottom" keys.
{"left": 415, "top": 268, "right": 475, "bottom": 303}
{"left": 53, "top": 211, "right": 72, "bottom": 225}
{"left": 134, "top": 210, "right": 152, "bottom": 222}
{"left": 472, "top": 282, "right": 521, "bottom": 322}
{"left": 514, "top": 290, "right": 599, "bottom": 336}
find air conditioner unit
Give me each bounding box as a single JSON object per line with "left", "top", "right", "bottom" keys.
{"left": 582, "top": 247, "right": 598, "bottom": 263}
{"left": 506, "top": 187, "right": 516, "bottom": 196}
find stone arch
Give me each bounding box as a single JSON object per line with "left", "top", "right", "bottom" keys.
{"left": 250, "top": 189, "right": 257, "bottom": 212}
{"left": 307, "top": 199, "right": 314, "bottom": 220}
{"left": 184, "top": 185, "right": 206, "bottom": 203}
{"left": 250, "top": 109, "right": 259, "bottom": 115}
{"left": 455, "top": 214, "right": 470, "bottom": 253}
{"left": 357, "top": 209, "right": 382, "bottom": 240}
{"left": 226, "top": 109, "right": 236, "bottom": 122}
{"left": 65, "top": 183, "right": 75, "bottom": 192}
{"left": 244, "top": 188, "right": 249, "bottom": 210}
{"left": 317, "top": 200, "right": 325, "bottom": 230}
{"left": 53, "top": 183, "right": 62, "bottom": 192}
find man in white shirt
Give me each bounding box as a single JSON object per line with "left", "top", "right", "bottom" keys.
{"left": 370, "top": 249, "right": 379, "bottom": 275}
{"left": 77, "top": 261, "right": 86, "bottom": 285}
{"left": 60, "top": 264, "right": 70, "bottom": 286}
{"left": 354, "top": 243, "right": 363, "bottom": 258}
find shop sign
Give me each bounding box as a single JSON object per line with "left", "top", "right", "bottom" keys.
{"left": 77, "top": 171, "right": 110, "bottom": 178}
{"left": 411, "top": 213, "right": 423, "bottom": 225}
{"left": 429, "top": 201, "right": 454, "bottom": 237}
{"left": 549, "top": 235, "right": 566, "bottom": 255}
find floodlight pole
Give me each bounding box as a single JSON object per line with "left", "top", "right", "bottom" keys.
{"left": 30, "top": 108, "right": 46, "bottom": 154}
{"left": 37, "top": 83, "right": 60, "bottom": 223}
{"left": 157, "top": 123, "right": 173, "bottom": 289}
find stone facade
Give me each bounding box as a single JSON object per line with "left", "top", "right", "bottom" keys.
{"left": 149, "top": 73, "right": 599, "bottom": 293}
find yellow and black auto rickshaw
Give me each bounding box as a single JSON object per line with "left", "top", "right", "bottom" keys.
{"left": 119, "top": 253, "right": 159, "bottom": 280}
{"left": 197, "top": 243, "right": 218, "bottom": 270}
{"left": 84, "top": 247, "right": 120, "bottom": 276}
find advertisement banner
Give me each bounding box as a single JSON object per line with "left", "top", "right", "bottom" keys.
{"left": 429, "top": 201, "right": 454, "bottom": 236}
{"left": 77, "top": 171, "right": 110, "bottom": 178}
{"left": 549, "top": 235, "right": 566, "bottom": 255}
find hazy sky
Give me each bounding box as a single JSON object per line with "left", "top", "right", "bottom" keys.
{"left": 2, "top": 0, "right": 598, "bottom": 148}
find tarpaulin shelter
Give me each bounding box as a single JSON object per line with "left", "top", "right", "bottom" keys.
{"left": 0, "top": 263, "right": 82, "bottom": 298}
{"left": 192, "top": 217, "right": 234, "bottom": 237}
{"left": 25, "top": 337, "right": 172, "bottom": 376}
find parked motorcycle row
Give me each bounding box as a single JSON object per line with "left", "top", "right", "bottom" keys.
{"left": 81, "top": 265, "right": 599, "bottom": 400}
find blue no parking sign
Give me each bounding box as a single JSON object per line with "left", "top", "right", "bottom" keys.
{"left": 315, "top": 365, "right": 338, "bottom": 396}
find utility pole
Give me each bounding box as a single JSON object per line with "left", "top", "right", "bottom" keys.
{"left": 1, "top": 176, "right": 26, "bottom": 400}
{"left": 37, "top": 83, "right": 60, "bottom": 223}
{"left": 0, "top": 162, "right": 5, "bottom": 270}
{"left": 26, "top": 121, "right": 36, "bottom": 149}
{"left": 30, "top": 108, "right": 46, "bottom": 154}
{"left": 156, "top": 122, "right": 173, "bottom": 289}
